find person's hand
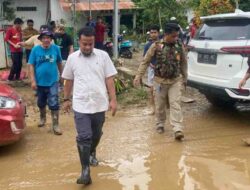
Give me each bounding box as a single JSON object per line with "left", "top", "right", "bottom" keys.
{"left": 109, "top": 99, "right": 117, "bottom": 116}
{"left": 14, "top": 44, "right": 21, "bottom": 49}
{"left": 239, "top": 79, "right": 247, "bottom": 89}
{"left": 18, "top": 42, "right": 25, "bottom": 47}
{"left": 31, "top": 80, "right": 37, "bottom": 90}
{"left": 133, "top": 76, "right": 141, "bottom": 87}
{"left": 59, "top": 77, "right": 64, "bottom": 86}
{"left": 63, "top": 100, "right": 72, "bottom": 113}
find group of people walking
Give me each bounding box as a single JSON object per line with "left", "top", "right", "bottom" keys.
{"left": 4, "top": 15, "right": 250, "bottom": 186}
{"left": 5, "top": 17, "right": 117, "bottom": 185}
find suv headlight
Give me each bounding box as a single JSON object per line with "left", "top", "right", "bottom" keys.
{"left": 0, "top": 96, "right": 16, "bottom": 109}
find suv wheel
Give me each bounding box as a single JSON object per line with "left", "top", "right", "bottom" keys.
{"left": 204, "top": 94, "right": 236, "bottom": 108}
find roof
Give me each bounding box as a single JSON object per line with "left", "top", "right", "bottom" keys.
{"left": 59, "top": 0, "right": 136, "bottom": 11}
{"left": 201, "top": 9, "right": 250, "bottom": 21}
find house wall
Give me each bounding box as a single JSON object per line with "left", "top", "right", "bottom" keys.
{"left": 51, "top": 0, "right": 74, "bottom": 26}
{"left": 5, "top": 0, "right": 49, "bottom": 29}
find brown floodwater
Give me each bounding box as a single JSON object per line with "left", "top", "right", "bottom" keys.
{"left": 1, "top": 86, "right": 250, "bottom": 190}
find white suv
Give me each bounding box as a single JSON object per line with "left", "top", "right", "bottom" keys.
{"left": 187, "top": 9, "right": 250, "bottom": 107}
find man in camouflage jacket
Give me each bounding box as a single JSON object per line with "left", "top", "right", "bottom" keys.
{"left": 133, "top": 23, "right": 187, "bottom": 140}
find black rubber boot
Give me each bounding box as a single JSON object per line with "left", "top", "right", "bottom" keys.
{"left": 38, "top": 107, "right": 46, "bottom": 127}
{"left": 77, "top": 144, "right": 92, "bottom": 185}
{"left": 175, "top": 131, "right": 184, "bottom": 141}
{"left": 89, "top": 137, "right": 101, "bottom": 166}
{"left": 90, "top": 151, "right": 98, "bottom": 166}
{"left": 51, "top": 110, "right": 62, "bottom": 135}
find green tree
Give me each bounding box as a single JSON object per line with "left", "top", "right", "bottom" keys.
{"left": 198, "top": 0, "right": 234, "bottom": 16}
{"left": 239, "top": 0, "right": 250, "bottom": 11}
{"left": 133, "top": 0, "right": 188, "bottom": 32}
{"left": 2, "top": 0, "right": 15, "bottom": 21}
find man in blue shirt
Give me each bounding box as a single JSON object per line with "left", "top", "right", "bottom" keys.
{"left": 28, "top": 29, "right": 63, "bottom": 135}
{"left": 144, "top": 25, "right": 160, "bottom": 115}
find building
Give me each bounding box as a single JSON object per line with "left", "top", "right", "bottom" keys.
{"left": 0, "top": 0, "right": 136, "bottom": 32}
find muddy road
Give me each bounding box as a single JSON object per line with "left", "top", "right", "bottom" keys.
{"left": 1, "top": 85, "right": 250, "bottom": 190}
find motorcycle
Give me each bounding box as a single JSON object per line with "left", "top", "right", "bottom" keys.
{"left": 118, "top": 34, "right": 133, "bottom": 59}
{"left": 104, "top": 40, "right": 113, "bottom": 58}
{"left": 103, "top": 33, "right": 133, "bottom": 59}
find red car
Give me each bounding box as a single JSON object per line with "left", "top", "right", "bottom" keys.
{"left": 0, "top": 83, "right": 26, "bottom": 146}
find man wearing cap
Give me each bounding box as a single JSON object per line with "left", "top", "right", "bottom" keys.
{"left": 28, "top": 29, "right": 63, "bottom": 135}
{"left": 133, "top": 23, "right": 187, "bottom": 141}
{"left": 19, "top": 25, "right": 54, "bottom": 48}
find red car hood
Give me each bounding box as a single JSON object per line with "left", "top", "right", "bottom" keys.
{"left": 0, "top": 83, "right": 19, "bottom": 100}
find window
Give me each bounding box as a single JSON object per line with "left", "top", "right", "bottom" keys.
{"left": 16, "top": 7, "right": 37, "bottom": 11}
{"left": 195, "top": 19, "right": 250, "bottom": 41}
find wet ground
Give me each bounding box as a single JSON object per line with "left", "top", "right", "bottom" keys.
{"left": 1, "top": 84, "right": 250, "bottom": 190}
{"left": 1, "top": 52, "right": 250, "bottom": 190}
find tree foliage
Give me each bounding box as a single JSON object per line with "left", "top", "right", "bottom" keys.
{"left": 239, "top": 0, "right": 250, "bottom": 11}
{"left": 198, "top": 0, "right": 234, "bottom": 16}
{"left": 186, "top": 0, "right": 235, "bottom": 26}
{"left": 132, "top": 0, "right": 188, "bottom": 32}
{"left": 2, "top": 0, "right": 16, "bottom": 21}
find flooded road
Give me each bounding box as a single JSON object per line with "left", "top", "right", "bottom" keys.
{"left": 1, "top": 87, "right": 250, "bottom": 190}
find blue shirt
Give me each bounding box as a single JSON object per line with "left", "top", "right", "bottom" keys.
{"left": 28, "top": 44, "right": 62, "bottom": 86}
{"left": 143, "top": 40, "right": 157, "bottom": 65}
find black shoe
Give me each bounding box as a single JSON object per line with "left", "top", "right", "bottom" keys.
{"left": 175, "top": 131, "right": 184, "bottom": 141}
{"left": 156, "top": 127, "right": 164, "bottom": 134}
{"left": 76, "top": 166, "right": 92, "bottom": 185}
{"left": 90, "top": 152, "right": 99, "bottom": 166}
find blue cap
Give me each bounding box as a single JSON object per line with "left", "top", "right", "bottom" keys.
{"left": 38, "top": 29, "right": 53, "bottom": 40}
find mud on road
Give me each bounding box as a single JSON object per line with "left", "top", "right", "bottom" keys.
{"left": 1, "top": 83, "right": 250, "bottom": 190}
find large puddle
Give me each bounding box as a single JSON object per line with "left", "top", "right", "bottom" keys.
{"left": 1, "top": 87, "right": 250, "bottom": 190}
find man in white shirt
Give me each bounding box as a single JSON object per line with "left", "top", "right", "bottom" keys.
{"left": 62, "top": 27, "right": 117, "bottom": 185}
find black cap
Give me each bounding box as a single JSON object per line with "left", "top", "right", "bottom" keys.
{"left": 164, "top": 23, "right": 180, "bottom": 34}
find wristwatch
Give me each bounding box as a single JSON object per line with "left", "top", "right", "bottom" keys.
{"left": 63, "top": 98, "right": 71, "bottom": 102}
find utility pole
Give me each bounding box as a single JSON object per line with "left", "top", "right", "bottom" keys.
{"left": 73, "top": 0, "right": 76, "bottom": 26}
{"left": 72, "top": 0, "right": 77, "bottom": 49}
{"left": 89, "top": 0, "right": 92, "bottom": 17}
{"left": 113, "top": 0, "right": 119, "bottom": 59}
{"left": 235, "top": 0, "right": 239, "bottom": 9}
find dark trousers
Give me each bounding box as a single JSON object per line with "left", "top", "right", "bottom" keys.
{"left": 8, "top": 52, "right": 23, "bottom": 81}
{"left": 74, "top": 111, "right": 105, "bottom": 150}
{"left": 37, "top": 82, "right": 59, "bottom": 110}
{"left": 25, "top": 49, "right": 31, "bottom": 63}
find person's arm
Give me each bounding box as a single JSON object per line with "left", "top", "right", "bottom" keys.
{"left": 27, "top": 48, "right": 37, "bottom": 89}
{"left": 69, "top": 45, "right": 74, "bottom": 55}
{"left": 64, "top": 80, "right": 73, "bottom": 100}
{"left": 29, "top": 64, "right": 37, "bottom": 90}
{"left": 239, "top": 72, "right": 250, "bottom": 89}
{"left": 5, "top": 29, "right": 20, "bottom": 49}
{"left": 68, "top": 35, "right": 74, "bottom": 55}
{"left": 56, "top": 45, "right": 63, "bottom": 78}
{"left": 180, "top": 44, "right": 188, "bottom": 83}
{"left": 133, "top": 43, "right": 156, "bottom": 86}
{"left": 57, "top": 62, "right": 63, "bottom": 77}
{"left": 239, "top": 57, "right": 250, "bottom": 89}
{"left": 61, "top": 55, "right": 74, "bottom": 113}
{"left": 105, "top": 76, "right": 117, "bottom": 116}
{"left": 63, "top": 79, "right": 73, "bottom": 113}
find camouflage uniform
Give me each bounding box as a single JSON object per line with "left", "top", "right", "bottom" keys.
{"left": 135, "top": 40, "right": 187, "bottom": 133}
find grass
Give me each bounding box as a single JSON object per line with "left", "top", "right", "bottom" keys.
{"left": 117, "top": 86, "right": 148, "bottom": 107}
